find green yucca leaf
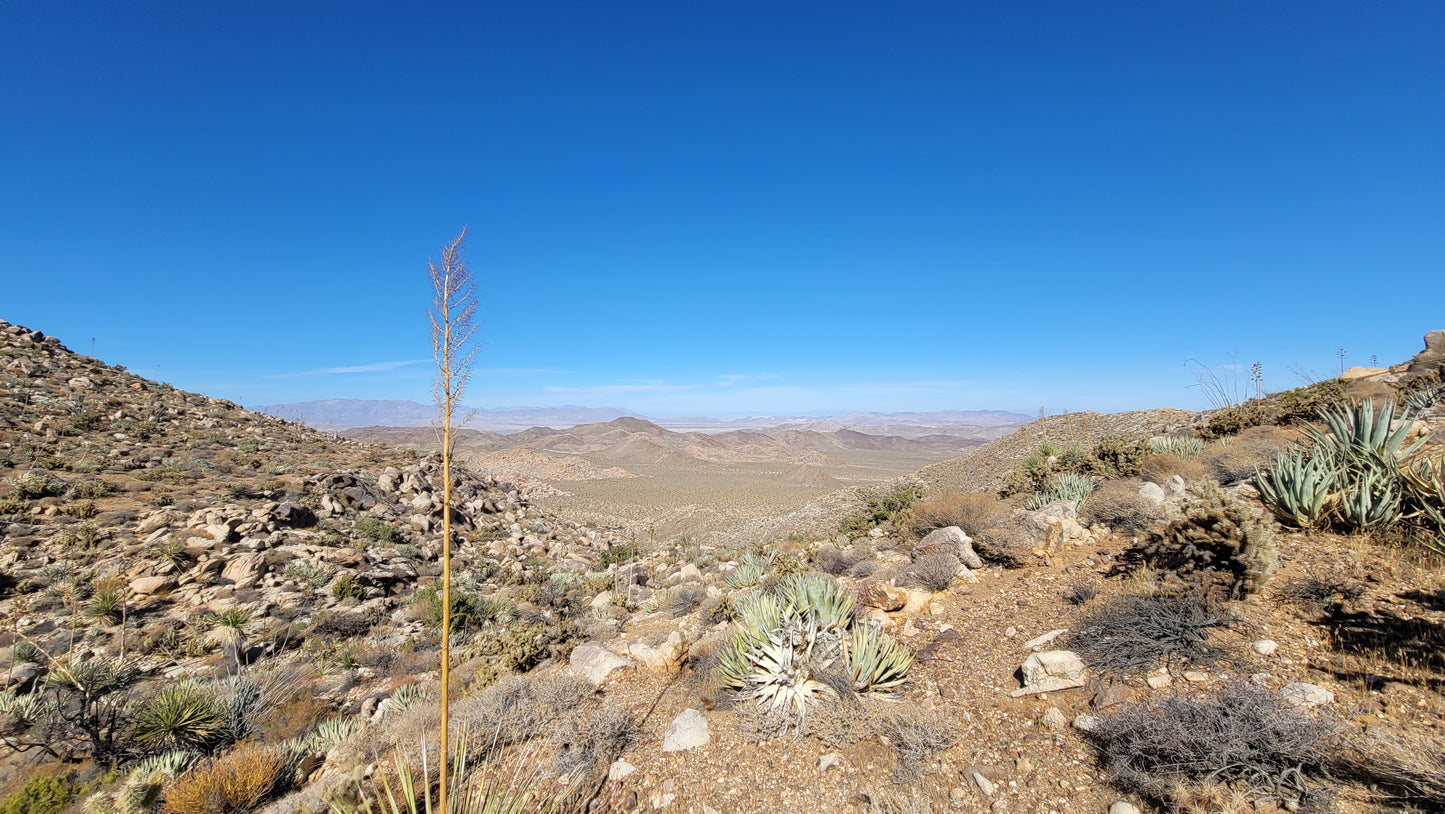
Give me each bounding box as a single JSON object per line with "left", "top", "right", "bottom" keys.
{"left": 133, "top": 681, "right": 227, "bottom": 750}
{"left": 1256, "top": 448, "right": 1337, "bottom": 528}
{"left": 848, "top": 623, "right": 913, "bottom": 693}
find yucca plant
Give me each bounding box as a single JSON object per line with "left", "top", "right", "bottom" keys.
{"left": 85, "top": 589, "right": 125, "bottom": 624}
{"left": 1148, "top": 436, "right": 1205, "bottom": 458}
{"left": 1255, "top": 448, "right": 1338, "bottom": 528}
{"left": 110, "top": 750, "right": 197, "bottom": 814}
{"left": 386, "top": 683, "right": 433, "bottom": 718}
{"left": 133, "top": 681, "right": 227, "bottom": 751}
{"left": 716, "top": 574, "right": 910, "bottom": 726}
{"left": 334, "top": 736, "right": 575, "bottom": 814}
{"left": 1027, "top": 472, "right": 1095, "bottom": 510}
{"left": 847, "top": 623, "right": 913, "bottom": 693}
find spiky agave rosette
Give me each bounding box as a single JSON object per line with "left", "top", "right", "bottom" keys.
{"left": 716, "top": 574, "right": 913, "bottom": 724}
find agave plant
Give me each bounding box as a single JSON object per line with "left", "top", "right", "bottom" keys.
{"left": 726, "top": 562, "right": 764, "bottom": 589}
{"left": 1255, "top": 448, "right": 1338, "bottom": 528}
{"left": 716, "top": 575, "right": 910, "bottom": 725}
{"left": 847, "top": 623, "right": 913, "bottom": 693}
{"left": 386, "top": 683, "right": 434, "bottom": 717}
{"left": 1148, "top": 436, "right": 1205, "bottom": 458}
{"left": 111, "top": 750, "right": 197, "bottom": 814}
{"left": 1336, "top": 465, "right": 1403, "bottom": 530}
{"left": 133, "top": 681, "right": 227, "bottom": 751}
{"left": 1308, "top": 399, "right": 1427, "bottom": 465}
{"left": 1027, "top": 472, "right": 1095, "bottom": 510}
{"left": 1401, "top": 453, "right": 1445, "bottom": 552}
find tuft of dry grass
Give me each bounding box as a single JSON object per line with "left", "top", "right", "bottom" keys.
{"left": 1198, "top": 424, "right": 1293, "bottom": 484}
{"left": 908, "top": 490, "right": 1008, "bottom": 539}
{"left": 162, "top": 744, "right": 283, "bottom": 814}
{"left": 1081, "top": 479, "right": 1164, "bottom": 533}
{"left": 900, "top": 553, "right": 960, "bottom": 592}
{"left": 1139, "top": 453, "right": 1211, "bottom": 485}
{"left": 873, "top": 704, "right": 959, "bottom": 783}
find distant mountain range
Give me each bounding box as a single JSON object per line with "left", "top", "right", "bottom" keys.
{"left": 256, "top": 399, "right": 1031, "bottom": 433}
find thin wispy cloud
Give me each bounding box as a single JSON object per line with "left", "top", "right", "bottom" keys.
{"left": 542, "top": 380, "right": 701, "bottom": 395}
{"left": 266, "top": 359, "right": 429, "bottom": 379}
{"left": 716, "top": 373, "right": 779, "bottom": 387}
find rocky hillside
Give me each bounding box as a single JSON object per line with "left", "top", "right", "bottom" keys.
{"left": 3, "top": 321, "right": 1445, "bottom": 814}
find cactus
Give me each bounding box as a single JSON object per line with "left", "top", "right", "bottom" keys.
{"left": 1143, "top": 481, "right": 1276, "bottom": 599}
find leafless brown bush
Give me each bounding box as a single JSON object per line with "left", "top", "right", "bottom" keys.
{"left": 873, "top": 704, "right": 959, "bottom": 782}
{"left": 1082, "top": 479, "right": 1163, "bottom": 533}
{"left": 812, "top": 545, "right": 856, "bottom": 576}
{"left": 1336, "top": 727, "right": 1445, "bottom": 809}
{"left": 668, "top": 584, "right": 707, "bottom": 617}
{"left": 908, "top": 490, "right": 1009, "bottom": 538}
{"left": 901, "top": 553, "right": 960, "bottom": 592}
{"left": 1139, "top": 453, "right": 1211, "bottom": 484}
{"left": 1199, "top": 425, "right": 1292, "bottom": 484}
{"left": 554, "top": 701, "right": 638, "bottom": 782}
{"left": 1070, "top": 592, "right": 1238, "bottom": 678}
{"left": 1090, "top": 682, "right": 1341, "bottom": 811}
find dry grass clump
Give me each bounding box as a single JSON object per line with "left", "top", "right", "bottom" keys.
{"left": 1090, "top": 682, "right": 1340, "bottom": 811}
{"left": 1070, "top": 592, "right": 1238, "bottom": 678}
{"left": 667, "top": 584, "right": 707, "bottom": 617}
{"left": 908, "top": 490, "right": 1008, "bottom": 538}
{"left": 1081, "top": 479, "right": 1163, "bottom": 533}
{"left": 812, "top": 545, "right": 856, "bottom": 576}
{"left": 553, "top": 701, "right": 638, "bottom": 782}
{"left": 873, "top": 704, "right": 959, "bottom": 782}
{"left": 162, "top": 744, "right": 283, "bottom": 814}
{"left": 1198, "top": 424, "right": 1292, "bottom": 484}
{"left": 1279, "top": 571, "right": 1366, "bottom": 611}
{"left": 1337, "top": 727, "right": 1445, "bottom": 809}
{"left": 900, "top": 553, "right": 960, "bottom": 592}
{"left": 1139, "top": 453, "right": 1212, "bottom": 485}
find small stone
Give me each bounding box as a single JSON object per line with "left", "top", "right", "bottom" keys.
{"left": 950, "top": 786, "right": 968, "bottom": 802}
{"left": 1253, "top": 639, "right": 1279, "bottom": 656}
{"left": 608, "top": 759, "right": 636, "bottom": 781}
{"left": 1109, "top": 803, "right": 1142, "bottom": 814}
{"left": 1092, "top": 686, "right": 1132, "bottom": 709}
{"left": 1281, "top": 682, "right": 1335, "bottom": 707}
{"left": 1040, "top": 707, "right": 1067, "bottom": 730}
{"left": 1072, "top": 714, "right": 1102, "bottom": 733}
{"left": 662, "top": 708, "right": 709, "bottom": 752}
{"left": 817, "top": 752, "right": 844, "bottom": 773}
{"left": 1183, "top": 670, "right": 1209, "bottom": 683}
{"left": 1146, "top": 674, "right": 1173, "bottom": 690}
{"left": 1021, "top": 629, "right": 1068, "bottom": 651}
{"left": 1137, "top": 482, "right": 1166, "bottom": 506}
{"left": 569, "top": 642, "right": 634, "bottom": 687}
{"left": 130, "top": 575, "right": 177, "bottom": 595}
{"left": 972, "top": 771, "right": 997, "bottom": 796}
{"left": 1004, "top": 626, "right": 1018, "bottom": 638}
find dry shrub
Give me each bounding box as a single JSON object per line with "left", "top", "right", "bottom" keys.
{"left": 553, "top": 701, "right": 638, "bottom": 782}
{"left": 1139, "top": 453, "right": 1211, "bottom": 485}
{"left": 900, "top": 553, "right": 960, "bottom": 592}
{"left": 458, "top": 671, "right": 585, "bottom": 755}
{"left": 908, "top": 490, "right": 1007, "bottom": 538}
{"left": 1070, "top": 592, "right": 1237, "bottom": 679}
{"left": 847, "top": 560, "right": 881, "bottom": 579}
{"left": 873, "top": 704, "right": 959, "bottom": 783}
{"left": 1337, "top": 727, "right": 1445, "bottom": 808}
{"left": 1090, "top": 682, "right": 1340, "bottom": 811}
{"left": 162, "top": 744, "right": 283, "bottom": 814}
{"left": 667, "top": 584, "right": 706, "bottom": 618}
{"left": 1198, "top": 425, "right": 1292, "bottom": 484}
{"left": 1082, "top": 479, "right": 1163, "bottom": 533}
{"left": 257, "top": 692, "right": 330, "bottom": 744}
{"left": 971, "top": 523, "right": 1034, "bottom": 567}
{"left": 812, "top": 546, "right": 856, "bottom": 576}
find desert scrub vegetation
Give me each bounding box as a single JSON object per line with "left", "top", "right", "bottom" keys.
{"left": 716, "top": 574, "right": 912, "bottom": 727}
{"left": 161, "top": 743, "right": 284, "bottom": 814}
{"left": 1197, "top": 378, "right": 1348, "bottom": 440}
{"left": 1080, "top": 479, "right": 1162, "bottom": 533}
{"left": 0, "top": 776, "right": 71, "bottom": 814}
{"left": 838, "top": 482, "right": 922, "bottom": 535}
{"left": 1089, "top": 682, "right": 1340, "bottom": 812}
{"left": 1141, "top": 480, "right": 1276, "bottom": 598}
{"left": 1256, "top": 399, "right": 1444, "bottom": 550}
{"left": 1070, "top": 591, "right": 1239, "bottom": 678}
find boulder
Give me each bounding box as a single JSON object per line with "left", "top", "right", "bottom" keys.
{"left": 916, "top": 526, "right": 985, "bottom": 569}
{"left": 1137, "top": 482, "right": 1166, "bottom": 506}
{"left": 131, "top": 575, "right": 177, "bottom": 595}
{"left": 221, "top": 553, "right": 267, "bottom": 588}
{"left": 569, "top": 642, "right": 633, "bottom": 687}
{"left": 857, "top": 580, "right": 907, "bottom": 612}
{"left": 1280, "top": 682, "right": 1335, "bottom": 707}
{"left": 1010, "top": 649, "right": 1087, "bottom": 697}
{"left": 1406, "top": 330, "right": 1445, "bottom": 375}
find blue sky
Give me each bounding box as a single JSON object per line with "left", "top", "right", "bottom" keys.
{"left": 3, "top": 2, "right": 1442, "bottom": 418}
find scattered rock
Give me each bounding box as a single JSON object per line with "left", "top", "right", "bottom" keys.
{"left": 1281, "top": 682, "right": 1335, "bottom": 707}
{"left": 1011, "top": 650, "right": 1087, "bottom": 697}
{"left": 130, "top": 575, "right": 177, "bottom": 595}
{"left": 1252, "top": 639, "right": 1279, "bottom": 656}
{"left": 1137, "top": 482, "right": 1166, "bottom": 506}
{"left": 858, "top": 580, "right": 907, "bottom": 612}
{"left": 1021, "top": 628, "right": 1067, "bottom": 651}
{"left": 817, "top": 752, "right": 844, "bottom": 773}
{"left": 1072, "top": 714, "right": 1102, "bottom": 733}
{"left": 1041, "top": 707, "right": 1067, "bottom": 730}
{"left": 972, "top": 771, "right": 997, "bottom": 796}
{"left": 917, "top": 526, "right": 984, "bottom": 569}
{"left": 569, "top": 642, "right": 634, "bottom": 686}
{"left": 662, "top": 708, "right": 710, "bottom": 752}
{"left": 1146, "top": 673, "right": 1173, "bottom": 690}
{"left": 1109, "top": 803, "right": 1142, "bottom": 814}
{"left": 608, "top": 759, "right": 636, "bottom": 781}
